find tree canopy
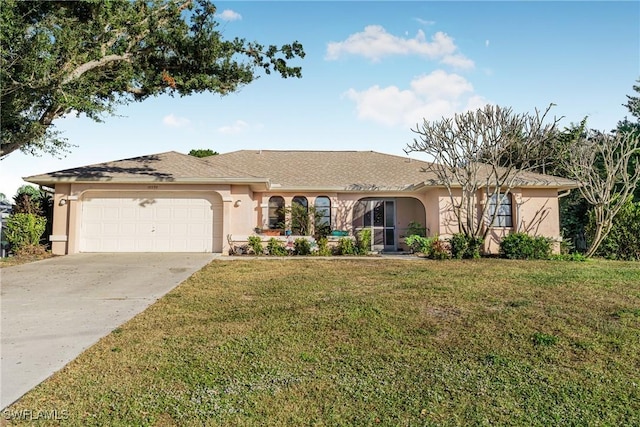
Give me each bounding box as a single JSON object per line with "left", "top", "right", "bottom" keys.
{"left": 188, "top": 148, "right": 218, "bottom": 157}
{"left": 405, "top": 104, "right": 561, "bottom": 241}
{"left": 560, "top": 130, "right": 640, "bottom": 257}
{"left": 0, "top": 0, "right": 305, "bottom": 158}
{"left": 624, "top": 79, "right": 640, "bottom": 120}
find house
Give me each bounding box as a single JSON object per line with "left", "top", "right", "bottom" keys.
{"left": 24, "top": 150, "right": 577, "bottom": 256}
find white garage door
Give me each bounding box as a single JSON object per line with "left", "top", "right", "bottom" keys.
{"left": 80, "top": 192, "right": 214, "bottom": 252}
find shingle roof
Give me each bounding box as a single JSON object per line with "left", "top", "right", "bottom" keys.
{"left": 203, "top": 150, "right": 439, "bottom": 190}
{"left": 24, "top": 151, "right": 267, "bottom": 186}
{"left": 205, "top": 150, "right": 577, "bottom": 190}
{"left": 24, "top": 149, "right": 578, "bottom": 191}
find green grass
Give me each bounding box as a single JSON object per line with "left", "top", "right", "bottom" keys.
{"left": 6, "top": 259, "right": 640, "bottom": 426}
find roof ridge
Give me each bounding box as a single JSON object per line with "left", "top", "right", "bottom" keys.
{"left": 221, "top": 149, "right": 430, "bottom": 161}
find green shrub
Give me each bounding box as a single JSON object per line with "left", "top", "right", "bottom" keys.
{"left": 405, "top": 235, "right": 433, "bottom": 255}
{"left": 313, "top": 223, "right": 331, "bottom": 240}
{"left": 429, "top": 238, "right": 450, "bottom": 260}
{"left": 356, "top": 229, "right": 371, "bottom": 254}
{"left": 449, "top": 233, "right": 483, "bottom": 259}
{"left": 5, "top": 213, "right": 47, "bottom": 252}
{"left": 337, "top": 237, "right": 357, "bottom": 255}
{"left": 589, "top": 197, "right": 640, "bottom": 261}
{"left": 315, "top": 237, "right": 332, "bottom": 256}
{"left": 406, "top": 221, "right": 426, "bottom": 237}
{"left": 247, "top": 235, "right": 264, "bottom": 255}
{"left": 500, "top": 233, "right": 552, "bottom": 260}
{"left": 294, "top": 238, "right": 311, "bottom": 255}
{"left": 267, "top": 238, "right": 288, "bottom": 256}
{"left": 531, "top": 236, "right": 553, "bottom": 259}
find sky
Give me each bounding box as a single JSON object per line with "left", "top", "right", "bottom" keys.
{"left": 1, "top": 1, "right": 639, "bottom": 198}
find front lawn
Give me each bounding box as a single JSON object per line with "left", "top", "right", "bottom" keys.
{"left": 6, "top": 259, "right": 640, "bottom": 426}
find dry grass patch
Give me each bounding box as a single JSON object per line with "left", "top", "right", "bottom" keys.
{"left": 5, "top": 258, "right": 640, "bottom": 426}
{"left": 0, "top": 251, "right": 53, "bottom": 268}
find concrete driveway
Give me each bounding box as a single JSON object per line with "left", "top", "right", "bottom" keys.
{"left": 0, "top": 252, "right": 215, "bottom": 409}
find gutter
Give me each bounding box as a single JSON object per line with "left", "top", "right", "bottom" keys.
{"left": 557, "top": 189, "right": 572, "bottom": 198}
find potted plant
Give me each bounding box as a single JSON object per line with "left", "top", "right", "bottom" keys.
{"left": 261, "top": 228, "right": 283, "bottom": 236}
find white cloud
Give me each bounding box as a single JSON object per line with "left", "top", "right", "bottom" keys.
{"left": 485, "top": 40, "right": 490, "bottom": 47}
{"left": 217, "top": 9, "right": 242, "bottom": 21}
{"left": 325, "top": 25, "right": 474, "bottom": 69}
{"left": 344, "top": 70, "right": 488, "bottom": 127}
{"left": 441, "top": 54, "right": 475, "bottom": 70}
{"left": 162, "top": 113, "right": 191, "bottom": 128}
{"left": 344, "top": 86, "right": 419, "bottom": 126}
{"left": 414, "top": 18, "right": 436, "bottom": 26}
{"left": 218, "top": 120, "right": 249, "bottom": 135}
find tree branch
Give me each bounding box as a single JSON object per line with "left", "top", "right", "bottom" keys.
{"left": 62, "top": 54, "right": 132, "bottom": 85}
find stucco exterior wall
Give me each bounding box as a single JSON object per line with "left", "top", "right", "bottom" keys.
{"left": 49, "top": 182, "right": 562, "bottom": 256}
{"left": 430, "top": 187, "right": 562, "bottom": 254}
{"left": 395, "top": 197, "right": 427, "bottom": 237}
{"left": 483, "top": 188, "right": 562, "bottom": 254}
{"left": 254, "top": 192, "right": 427, "bottom": 232}
{"left": 436, "top": 189, "right": 463, "bottom": 238}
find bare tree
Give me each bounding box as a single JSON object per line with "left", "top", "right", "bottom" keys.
{"left": 405, "top": 104, "right": 562, "bottom": 241}
{"left": 560, "top": 130, "right": 640, "bottom": 257}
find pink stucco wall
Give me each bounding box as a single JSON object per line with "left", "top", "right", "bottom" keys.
{"left": 49, "top": 183, "right": 564, "bottom": 255}
{"left": 432, "top": 187, "right": 562, "bottom": 254}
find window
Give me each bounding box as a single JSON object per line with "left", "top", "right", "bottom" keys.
{"left": 292, "top": 196, "right": 308, "bottom": 210}
{"left": 488, "top": 192, "right": 513, "bottom": 227}
{"left": 268, "top": 196, "right": 284, "bottom": 229}
{"left": 291, "top": 196, "right": 309, "bottom": 235}
{"left": 315, "top": 196, "right": 331, "bottom": 229}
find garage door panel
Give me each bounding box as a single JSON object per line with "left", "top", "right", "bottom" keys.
{"left": 154, "top": 223, "right": 171, "bottom": 234}
{"left": 120, "top": 207, "right": 137, "bottom": 220}
{"left": 117, "top": 239, "right": 136, "bottom": 252}
{"left": 155, "top": 207, "right": 172, "bottom": 220}
{"left": 102, "top": 223, "right": 120, "bottom": 235}
{"left": 80, "top": 192, "right": 215, "bottom": 252}
{"left": 188, "top": 223, "right": 207, "bottom": 235}
{"left": 155, "top": 239, "right": 175, "bottom": 252}
{"left": 138, "top": 207, "right": 154, "bottom": 220}
{"left": 120, "top": 223, "right": 137, "bottom": 234}
{"left": 172, "top": 223, "right": 188, "bottom": 235}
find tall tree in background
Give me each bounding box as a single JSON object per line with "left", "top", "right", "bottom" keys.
{"left": 405, "top": 104, "right": 561, "bottom": 242}
{"left": 188, "top": 148, "right": 218, "bottom": 157}
{"left": 624, "top": 79, "right": 640, "bottom": 122}
{"left": 560, "top": 130, "right": 640, "bottom": 257}
{"left": 618, "top": 78, "right": 640, "bottom": 201}
{"left": 0, "top": 0, "right": 305, "bottom": 158}
{"left": 12, "top": 184, "right": 50, "bottom": 216}
{"left": 553, "top": 81, "right": 640, "bottom": 257}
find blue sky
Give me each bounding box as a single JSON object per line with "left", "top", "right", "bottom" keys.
{"left": 1, "top": 1, "right": 638, "bottom": 198}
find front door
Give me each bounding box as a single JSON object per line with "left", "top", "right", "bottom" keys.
{"left": 363, "top": 199, "right": 396, "bottom": 252}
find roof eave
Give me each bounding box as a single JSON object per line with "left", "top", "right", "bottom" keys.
{"left": 23, "top": 176, "right": 272, "bottom": 191}
{"left": 268, "top": 185, "right": 421, "bottom": 193}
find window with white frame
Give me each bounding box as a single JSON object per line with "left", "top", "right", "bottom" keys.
{"left": 488, "top": 192, "right": 513, "bottom": 227}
